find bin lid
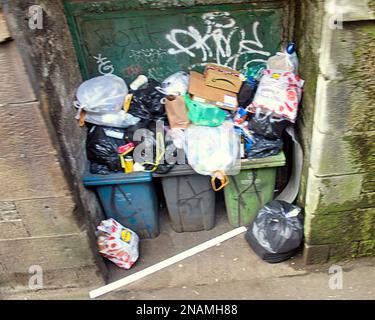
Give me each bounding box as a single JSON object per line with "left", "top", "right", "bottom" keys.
{"left": 152, "top": 164, "right": 197, "bottom": 178}
{"left": 239, "top": 151, "right": 286, "bottom": 170}
{"left": 83, "top": 171, "right": 152, "bottom": 186}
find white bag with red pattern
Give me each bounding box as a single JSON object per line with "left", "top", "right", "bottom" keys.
{"left": 96, "top": 218, "right": 139, "bottom": 269}
{"left": 248, "top": 69, "right": 304, "bottom": 123}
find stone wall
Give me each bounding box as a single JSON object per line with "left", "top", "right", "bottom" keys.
{"left": 300, "top": 0, "right": 375, "bottom": 264}
{"left": 0, "top": 8, "right": 104, "bottom": 294}
{"left": 3, "top": 0, "right": 106, "bottom": 231}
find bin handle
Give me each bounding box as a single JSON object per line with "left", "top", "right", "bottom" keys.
{"left": 211, "top": 171, "right": 229, "bottom": 192}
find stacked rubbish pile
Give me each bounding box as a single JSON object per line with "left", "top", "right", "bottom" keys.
{"left": 75, "top": 42, "right": 305, "bottom": 269}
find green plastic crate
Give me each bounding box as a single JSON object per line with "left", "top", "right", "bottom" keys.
{"left": 224, "top": 152, "right": 286, "bottom": 227}
{"left": 185, "top": 95, "right": 227, "bottom": 127}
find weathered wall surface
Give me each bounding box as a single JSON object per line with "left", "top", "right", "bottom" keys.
{"left": 0, "top": 8, "right": 104, "bottom": 294}
{"left": 301, "top": 0, "right": 375, "bottom": 264}
{"left": 3, "top": 0, "right": 106, "bottom": 231}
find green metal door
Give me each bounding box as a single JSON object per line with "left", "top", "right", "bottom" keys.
{"left": 63, "top": 0, "right": 286, "bottom": 82}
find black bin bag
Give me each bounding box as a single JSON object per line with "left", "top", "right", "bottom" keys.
{"left": 245, "top": 200, "right": 304, "bottom": 263}
{"left": 249, "top": 113, "right": 290, "bottom": 139}
{"left": 86, "top": 125, "right": 131, "bottom": 174}
{"left": 128, "top": 79, "right": 168, "bottom": 126}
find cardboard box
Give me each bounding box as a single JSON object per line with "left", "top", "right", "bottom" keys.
{"left": 188, "top": 71, "right": 238, "bottom": 111}
{"left": 204, "top": 64, "right": 243, "bottom": 93}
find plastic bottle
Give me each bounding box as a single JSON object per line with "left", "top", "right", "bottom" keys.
{"left": 286, "top": 42, "right": 299, "bottom": 75}
{"left": 266, "top": 42, "right": 299, "bottom": 74}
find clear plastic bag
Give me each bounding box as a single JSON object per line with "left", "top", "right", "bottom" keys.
{"left": 74, "top": 75, "right": 140, "bottom": 128}
{"left": 96, "top": 218, "right": 139, "bottom": 270}
{"left": 184, "top": 122, "right": 241, "bottom": 177}
{"left": 156, "top": 71, "right": 190, "bottom": 96}
{"left": 75, "top": 74, "right": 128, "bottom": 115}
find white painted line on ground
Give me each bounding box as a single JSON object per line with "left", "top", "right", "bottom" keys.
{"left": 89, "top": 226, "right": 247, "bottom": 299}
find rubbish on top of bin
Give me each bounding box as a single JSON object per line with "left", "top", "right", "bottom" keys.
{"left": 74, "top": 74, "right": 140, "bottom": 128}
{"left": 185, "top": 94, "right": 227, "bottom": 127}
{"left": 117, "top": 143, "right": 135, "bottom": 174}
{"left": 247, "top": 69, "right": 304, "bottom": 123}
{"left": 96, "top": 218, "right": 139, "bottom": 269}
{"left": 128, "top": 79, "right": 168, "bottom": 124}
{"left": 165, "top": 95, "right": 190, "bottom": 129}
{"left": 130, "top": 75, "right": 148, "bottom": 91}
{"left": 267, "top": 42, "right": 299, "bottom": 74}
{"left": 203, "top": 63, "right": 245, "bottom": 93}
{"left": 86, "top": 125, "right": 131, "bottom": 174}
{"left": 245, "top": 200, "right": 304, "bottom": 263}
{"left": 155, "top": 71, "right": 190, "bottom": 96}
{"left": 184, "top": 122, "right": 240, "bottom": 191}
{"left": 246, "top": 133, "right": 283, "bottom": 159}
{"left": 249, "top": 110, "right": 290, "bottom": 140}
{"left": 75, "top": 74, "right": 128, "bottom": 115}
{"left": 188, "top": 71, "right": 238, "bottom": 111}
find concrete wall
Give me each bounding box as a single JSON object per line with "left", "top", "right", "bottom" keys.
{"left": 300, "top": 0, "right": 375, "bottom": 264}
{"left": 0, "top": 7, "right": 105, "bottom": 294}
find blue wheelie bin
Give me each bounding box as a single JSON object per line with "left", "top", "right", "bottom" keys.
{"left": 83, "top": 171, "right": 159, "bottom": 238}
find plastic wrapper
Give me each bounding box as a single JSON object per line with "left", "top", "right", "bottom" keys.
{"left": 245, "top": 200, "right": 303, "bottom": 263}
{"left": 184, "top": 122, "right": 240, "bottom": 176}
{"left": 246, "top": 134, "right": 283, "bottom": 159}
{"left": 86, "top": 125, "right": 131, "bottom": 173}
{"left": 156, "top": 71, "right": 190, "bottom": 96}
{"left": 84, "top": 110, "right": 140, "bottom": 128}
{"left": 128, "top": 79, "right": 168, "bottom": 124}
{"left": 96, "top": 218, "right": 139, "bottom": 269}
{"left": 249, "top": 111, "right": 290, "bottom": 139}
{"left": 248, "top": 69, "right": 304, "bottom": 123}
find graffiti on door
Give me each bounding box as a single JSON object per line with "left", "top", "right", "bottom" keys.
{"left": 165, "top": 12, "right": 271, "bottom": 72}
{"left": 66, "top": 0, "right": 283, "bottom": 81}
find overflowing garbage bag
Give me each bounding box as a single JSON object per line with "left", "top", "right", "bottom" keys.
{"left": 96, "top": 218, "right": 139, "bottom": 269}
{"left": 248, "top": 69, "right": 304, "bottom": 123}
{"left": 245, "top": 200, "right": 304, "bottom": 263}
{"left": 184, "top": 122, "right": 240, "bottom": 190}
{"left": 128, "top": 79, "right": 168, "bottom": 125}
{"left": 75, "top": 74, "right": 127, "bottom": 114}
{"left": 246, "top": 134, "right": 283, "bottom": 159}
{"left": 74, "top": 74, "right": 140, "bottom": 128}
{"left": 86, "top": 125, "right": 131, "bottom": 174}
{"left": 249, "top": 110, "right": 290, "bottom": 139}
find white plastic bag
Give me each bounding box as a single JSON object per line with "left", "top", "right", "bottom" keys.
{"left": 156, "top": 71, "right": 190, "bottom": 96}
{"left": 248, "top": 69, "right": 304, "bottom": 123}
{"left": 96, "top": 218, "right": 139, "bottom": 270}
{"left": 75, "top": 74, "right": 128, "bottom": 114}
{"left": 184, "top": 122, "right": 241, "bottom": 177}
{"left": 74, "top": 75, "right": 140, "bottom": 128}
